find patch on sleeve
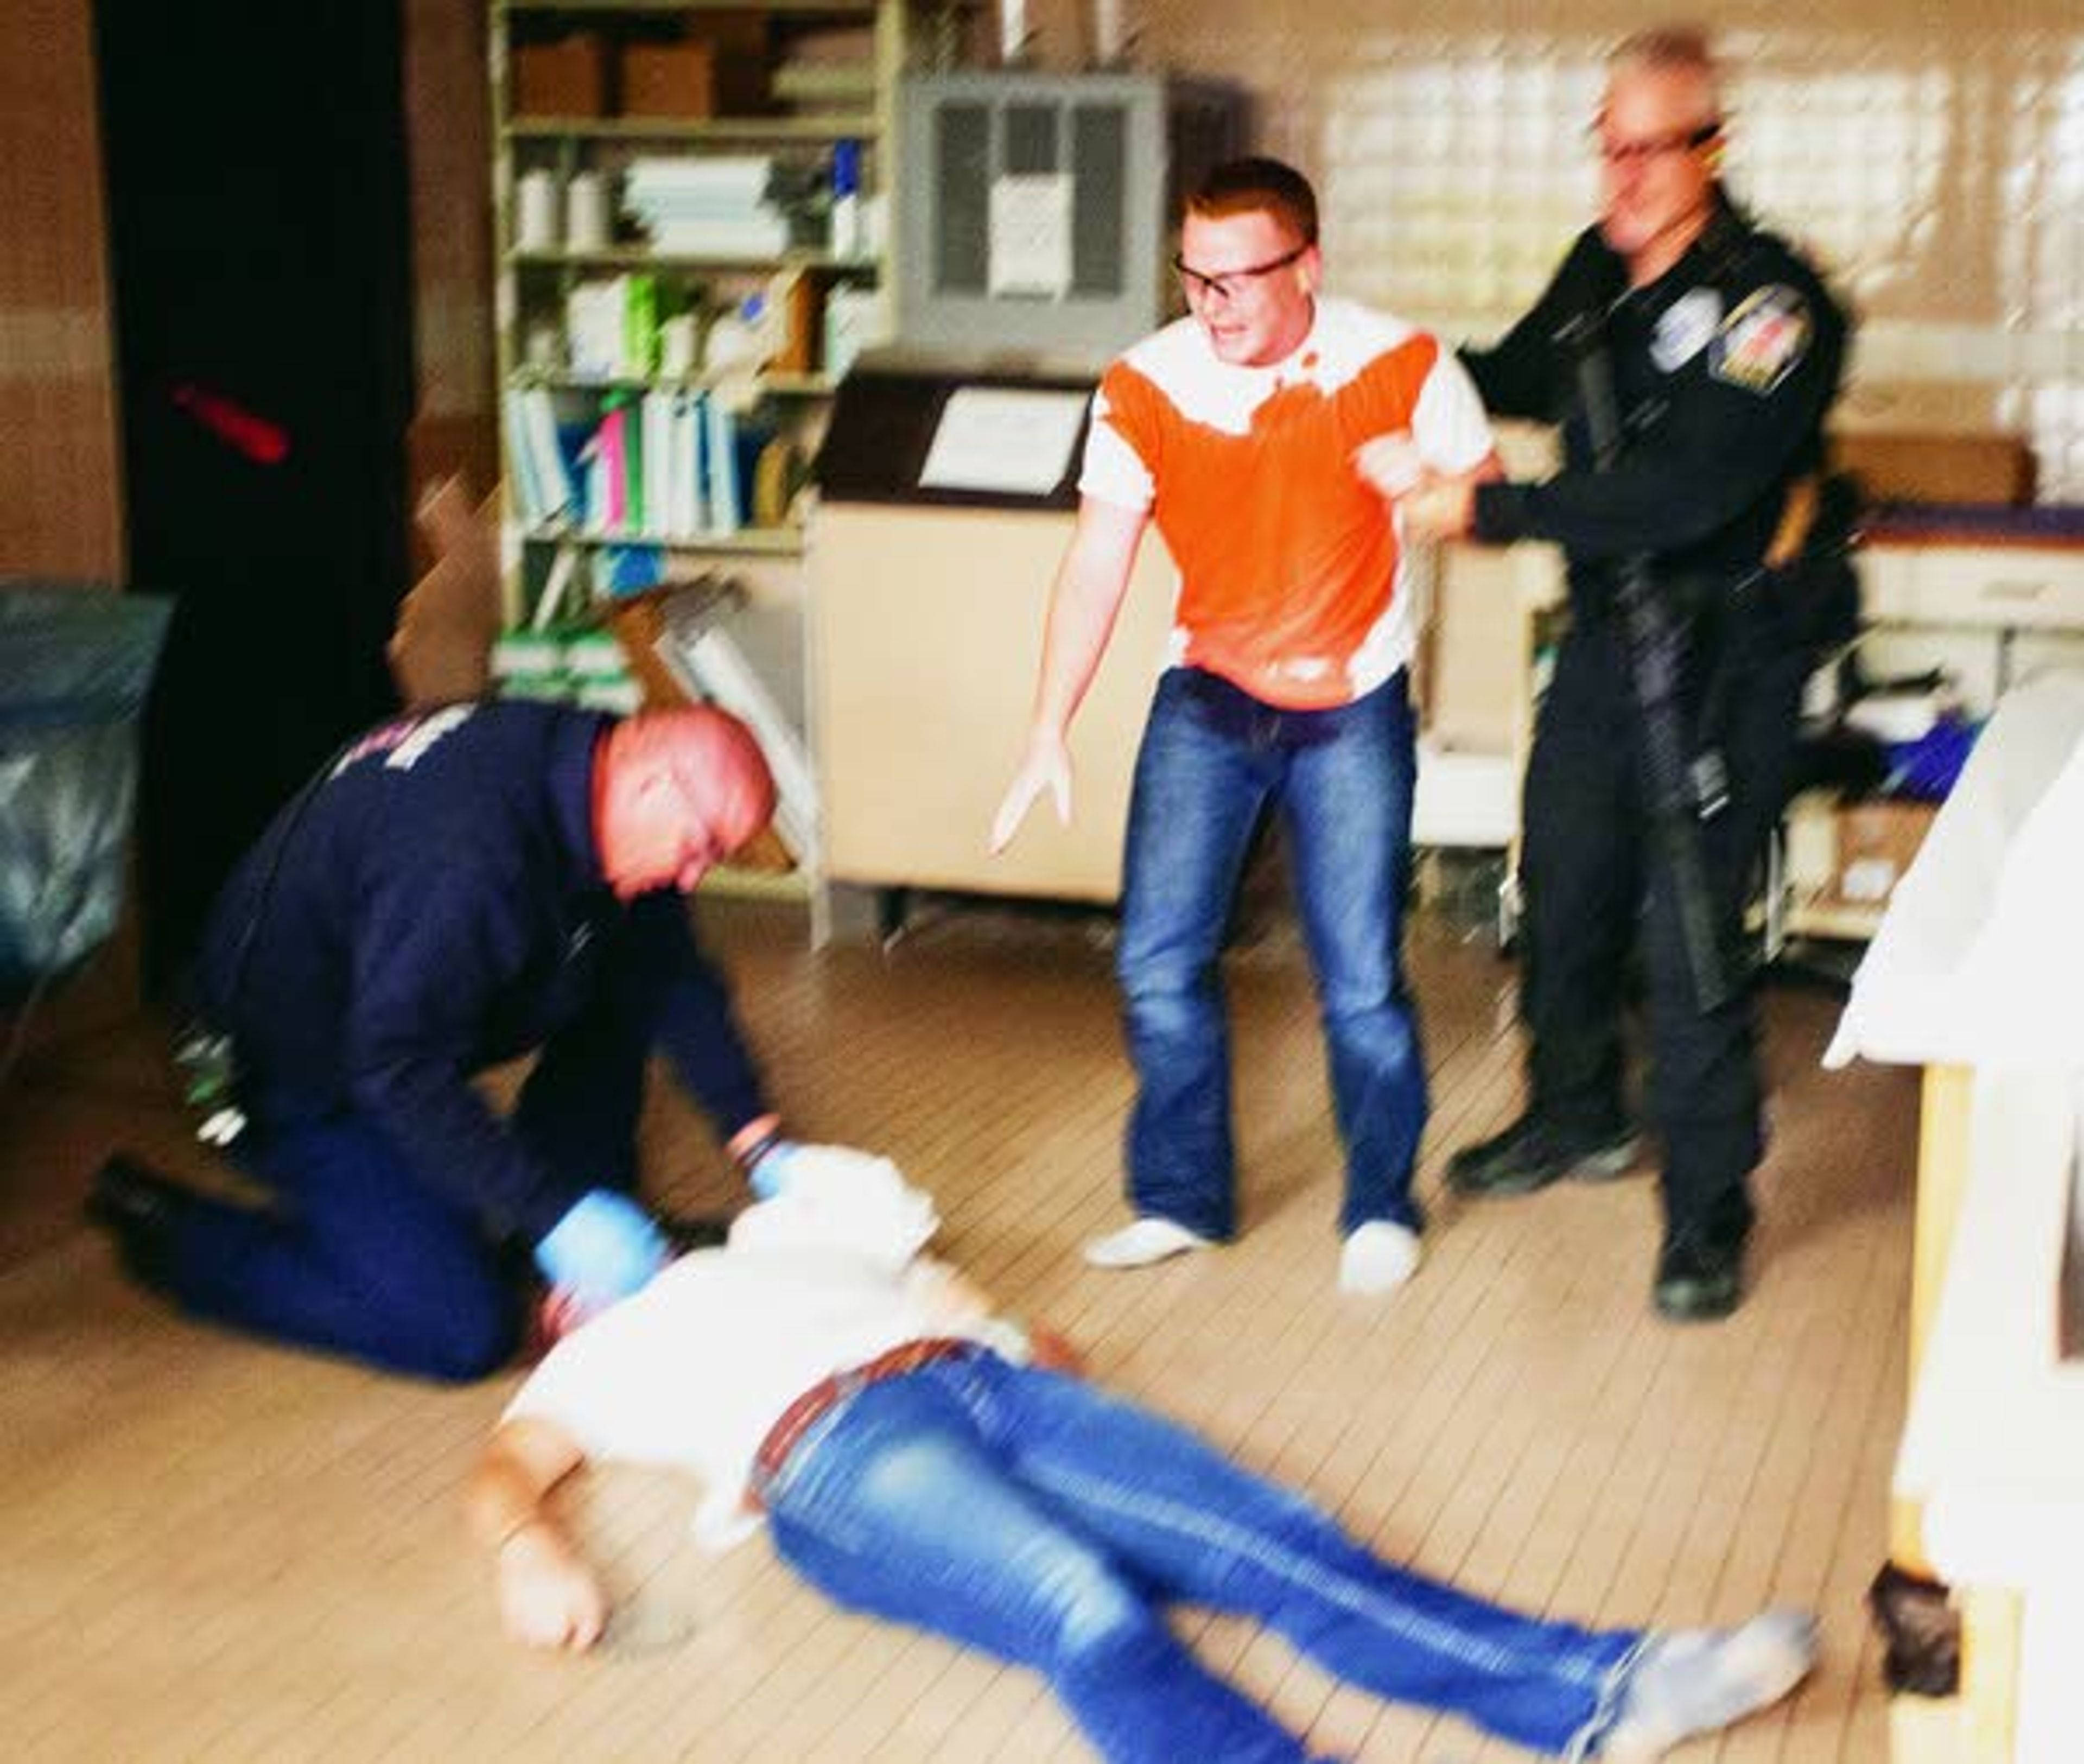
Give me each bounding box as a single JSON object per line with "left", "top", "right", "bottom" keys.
{"left": 1651, "top": 288, "right": 1723, "bottom": 372}
{"left": 1708, "top": 285, "right": 1812, "bottom": 395}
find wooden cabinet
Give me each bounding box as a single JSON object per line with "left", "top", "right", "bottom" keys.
{"left": 808, "top": 503, "right": 1176, "bottom": 903}
{"left": 1865, "top": 543, "right": 2084, "bottom": 632}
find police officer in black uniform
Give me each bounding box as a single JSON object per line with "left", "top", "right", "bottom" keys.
{"left": 1382, "top": 27, "right": 1850, "bottom": 1321}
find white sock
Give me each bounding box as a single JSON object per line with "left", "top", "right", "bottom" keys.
{"left": 1338, "top": 1221, "right": 1422, "bottom": 1295}
{"left": 1083, "top": 1217, "right": 1213, "bottom": 1270}
{"left": 1604, "top": 1608, "right": 1818, "bottom": 1760}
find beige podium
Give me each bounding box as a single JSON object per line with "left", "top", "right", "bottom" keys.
{"left": 809, "top": 501, "right": 1177, "bottom": 902}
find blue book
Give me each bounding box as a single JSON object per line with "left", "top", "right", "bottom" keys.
{"left": 703, "top": 394, "right": 740, "bottom": 535}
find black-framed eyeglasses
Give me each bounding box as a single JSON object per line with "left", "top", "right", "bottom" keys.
{"left": 1171, "top": 243, "right": 1308, "bottom": 303}
{"left": 1590, "top": 119, "right": 1720, "bottom": 167}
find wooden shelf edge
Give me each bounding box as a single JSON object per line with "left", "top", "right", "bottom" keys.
{"left": 698, "top": 865, "right": 816, "bottom": 902}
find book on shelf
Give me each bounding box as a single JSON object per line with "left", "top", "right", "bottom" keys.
{"left": 584, "top": 403, "right": 629, "bottom": 532}
{"left": 503, "top": 386, "right": 576, "bottom": 524}
{"left": 666, "top": 391, "right": 702, "bottom": 537}
{"left": 641, "top": 391, "right": 672, "bottom": 540}
{"left": 530, "top": 545, "right": 583, "bottom": 631}
{"left": 503, "top": 392, "right": 543, "bottom": 521}
{"left": 624, "top": 157, "right": 791, "bottom": 257}
{"left": 565, "top": 274, "right": 664, "bottom": 379}
{"left": 702, "top": 394, "right": 740, "bottom": 536}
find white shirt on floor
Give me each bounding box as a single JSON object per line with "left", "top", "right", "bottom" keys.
{"left": 504, "top": 1165, "right": 1007, "bottom": 1548}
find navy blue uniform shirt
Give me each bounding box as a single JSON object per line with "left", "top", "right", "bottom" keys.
{"left": 192, "top": 700, "right": 767, "bottom": 1241}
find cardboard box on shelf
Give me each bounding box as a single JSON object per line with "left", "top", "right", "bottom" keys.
{"left": 1827, "top": 798, "right": 1939, "bottom": 907}
{"left": 513, "top": 33, "right": 609, "bottom": 119}
{"left": 1831, "top": 431, "right": 2036, "bottom": 506}
{"left": 620, "top": 24, "right": 771, "bottom": 119}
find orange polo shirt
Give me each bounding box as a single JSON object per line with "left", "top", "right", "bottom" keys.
{"left": 1080, "top": 297, "right": 1494, "bottom": 710}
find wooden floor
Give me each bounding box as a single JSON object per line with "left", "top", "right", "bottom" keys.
{"left": 0, "top": 898, "right": 1913, "bottom": 1761}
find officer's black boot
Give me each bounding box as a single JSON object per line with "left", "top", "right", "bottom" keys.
{"left": 1447, "top": 1113, "right": 1638, "bottom": 1197}
{"left": 1653, "top": 1226, "right": 1745, "bottom": 1322}
{"left": 84, "top": 1152, "right": 194, "bottom": 1290}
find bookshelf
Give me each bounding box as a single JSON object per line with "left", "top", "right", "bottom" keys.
{"left": 489, "top": 0, "right": 913, "bottom": 909}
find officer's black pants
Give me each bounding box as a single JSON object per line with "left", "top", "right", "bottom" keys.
{"left": 1518, "top": 599, "right": 1808, "bottom": 1246}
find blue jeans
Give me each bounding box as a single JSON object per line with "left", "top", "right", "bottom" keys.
{"left": 764, "top": 1354, "right": 1640, "bottom": 1761}
{"left": 1117, "top": 668, "right": 1426, "bottom": 1238}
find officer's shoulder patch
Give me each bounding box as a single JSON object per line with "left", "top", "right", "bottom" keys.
{"left": 1709, "top": 284, "right": 1812, "bottom": 395}
{"left": 1651, "top": 288, "right": 1723, "bottom": 372}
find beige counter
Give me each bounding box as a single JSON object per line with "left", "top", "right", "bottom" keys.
{"left": 808, "top": 502, "right": 1178, "bottom": 902}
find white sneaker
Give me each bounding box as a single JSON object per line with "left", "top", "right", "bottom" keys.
{"left": 1083, "top": 1217, "right": 1213, "bottom": 1270}
{"left": 1603, "top": 1608, "right": 1819, "bottom": 1760}
{"left": 1338, "top": 1221, "right": 1422, "bottom": 1295}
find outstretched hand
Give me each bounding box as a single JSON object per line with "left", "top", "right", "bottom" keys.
{"left": 990, "top": 732, "right": 1074, "bottom": 853}
{"left": 498, "top": 1524, "right": 608, "bottom": 1652}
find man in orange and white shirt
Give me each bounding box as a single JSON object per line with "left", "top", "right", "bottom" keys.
{"left": 993, "top": 158, "right": 1499, "bottom": 1291}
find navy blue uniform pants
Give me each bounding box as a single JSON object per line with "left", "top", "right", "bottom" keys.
{"left": 158, "top": 912, "right": 751, "bottom": 1381}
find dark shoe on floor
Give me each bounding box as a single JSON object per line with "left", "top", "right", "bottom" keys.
{"left": 1654, "top": 1229, "right": 1745, "bottom": 1322}
{"left": 1446, "top": 1114, "right": 1638, "bottom": 1197}
{"left": 84, "top": 1152, "right": 193, "bottom": 1290}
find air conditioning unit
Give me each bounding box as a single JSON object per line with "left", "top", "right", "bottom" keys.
{"left": 894, "top": 71, "right": 1248, "bottom": 369}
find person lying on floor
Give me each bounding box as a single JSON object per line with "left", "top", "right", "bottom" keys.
{"left": 468, "top": 1163, "right": 1816, "bottom": 1761}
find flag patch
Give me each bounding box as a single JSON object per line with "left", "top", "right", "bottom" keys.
{"left": 1710, "top": 285, "right": 1811, "bottom": 395}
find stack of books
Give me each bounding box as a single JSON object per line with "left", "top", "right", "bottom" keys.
{"left": 624, "top": 157, "right": 791, "bottom": 258}
{"left": 492, "top": 625, "right": 642, "bottom": 713}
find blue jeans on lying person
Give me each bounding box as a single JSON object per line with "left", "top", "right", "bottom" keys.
{"left": 1117, "top": 667, "right": 1426, "bottom": 1241}
{"left": 763, "top": 1352, "right": 1640, "bottom": 1761}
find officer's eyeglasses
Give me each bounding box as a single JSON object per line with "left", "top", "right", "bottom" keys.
{"left": 1591, "top": 120, "right": 1720, "bottom": 166}
{"left": 1171, "top": 244, "right": 1308, "bottom": 304}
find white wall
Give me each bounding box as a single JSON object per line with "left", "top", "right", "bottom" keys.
{"left": 1127, "top": 0, "right": 2084, "bottom": 499}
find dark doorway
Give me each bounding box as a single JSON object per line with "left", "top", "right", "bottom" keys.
{"left": 97, "top": 2, "right": 414, "bottom": 990}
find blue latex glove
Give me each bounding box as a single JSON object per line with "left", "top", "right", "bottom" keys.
{"left": 533, "top": 1189, "right": 669, "bottom": 1311}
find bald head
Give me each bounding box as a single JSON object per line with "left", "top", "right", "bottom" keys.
{"left": 594, "top": 706, "right": 776, "bottom": 897}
